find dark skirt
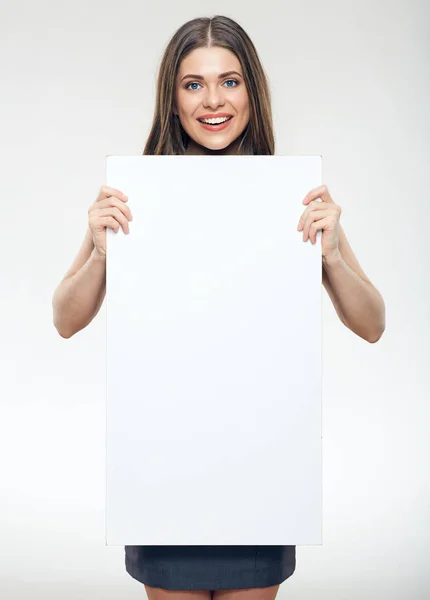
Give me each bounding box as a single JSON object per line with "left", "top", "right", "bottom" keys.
{"left": 125, "top": 545, "right": 296, "bottom": 590}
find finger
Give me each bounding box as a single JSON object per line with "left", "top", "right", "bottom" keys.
{"left": 298, "top": 204, "right": 327, "bottom": 233}
{"left": 97, "top": 185, "right": 128, "bottom": 202}
{"left": 302, "top": 209, "right": 329, "bottom": 241}
{"left": 303, "top": 184, "right": 333, "bottom": 204}
{"left": 97, "top": 206, "right": 130, "bottom": 234}
{"left": 308, "top": 216, "right": 332, "bottom": 244}
{"left": 101, "top": 195, "right": 133, "bottom": 221}
{"left": 89, "top": 195, "right": 133, "bottom": 221}
{"left": 297, "top": 200, "right": 325, "bottom": 230}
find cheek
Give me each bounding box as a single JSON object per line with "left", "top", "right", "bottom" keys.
{"left": 176, "top": 91, "right": 194, "bottom": 115}
{"left": 236, "top": 92, "right": 250, "bottom": 117}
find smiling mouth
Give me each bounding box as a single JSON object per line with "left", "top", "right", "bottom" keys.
{"left": 197, "top": 116, "right": 234, "bottom": 125}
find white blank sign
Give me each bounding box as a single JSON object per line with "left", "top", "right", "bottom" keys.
{"left": 105, "top": 155, "right": 322, "bottom": 546}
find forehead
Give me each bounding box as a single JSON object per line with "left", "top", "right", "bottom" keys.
{"left": 177, "top": 47, "right": 242, "bottom": 77}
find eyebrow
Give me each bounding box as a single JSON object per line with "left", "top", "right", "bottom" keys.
{"left": 179, "top": 70, "right": 243, "bottom": 83}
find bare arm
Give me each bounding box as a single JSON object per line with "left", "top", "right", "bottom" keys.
{"left": 322, "top": 222, "right": 367, "bottom": 324}
{"left": 52, "top": 227, "right": 106, "bottom": 338}
{"left": 322, "top": 223, "right": 385, "bottom": 342}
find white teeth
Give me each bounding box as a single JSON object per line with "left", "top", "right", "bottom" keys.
{"left": 199, "top": 116, "right": 231, "bottom": 124}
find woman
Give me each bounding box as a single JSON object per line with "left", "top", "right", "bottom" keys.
{"left": 52, "top": 14, "right": 386, "bottom": 600}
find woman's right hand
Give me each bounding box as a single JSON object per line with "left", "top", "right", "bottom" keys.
{"left": 88, "top": 185, "right": 133, "bottom": 258}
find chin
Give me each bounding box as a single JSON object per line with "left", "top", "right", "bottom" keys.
{"left": 192, "top": 129, "right": 244, "bottom": 152}
{"left": 199, "top": 138, "right": 233, "bottom": 151}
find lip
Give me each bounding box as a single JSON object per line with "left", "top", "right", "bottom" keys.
{"left": 197, "top": 114, "right": 234, "bottom": 132}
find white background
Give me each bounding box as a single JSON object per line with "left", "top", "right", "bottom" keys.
{"left": 1, "top": 0, "right": 429, "bottom": 598}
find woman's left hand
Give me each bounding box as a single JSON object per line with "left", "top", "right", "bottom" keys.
{"left": 297, "top": 184, "right": 342, "bottom": 260}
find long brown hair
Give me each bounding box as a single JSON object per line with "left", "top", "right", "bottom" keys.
{"left": 143, "top": 15, "right": 275, "bottom": 155}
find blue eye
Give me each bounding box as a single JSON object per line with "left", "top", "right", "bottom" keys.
{"left": 185, "top": 79, "right": 239, "bottom": 90}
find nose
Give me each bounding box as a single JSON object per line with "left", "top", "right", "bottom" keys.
{"left": 203, "top": 84, "right": 225, "bottom": 110}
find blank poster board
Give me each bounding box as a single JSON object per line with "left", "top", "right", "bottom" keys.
{"left": 105, "top": 155, "right": 322, "bottom": 546}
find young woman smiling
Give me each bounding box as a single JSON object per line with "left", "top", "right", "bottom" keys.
{"left": 52, "top": 13, "right": 385, "bottom": 600}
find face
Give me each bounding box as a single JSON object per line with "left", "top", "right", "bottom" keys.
{"left": 174, "top": 46, "right": 250, "bottom": 154}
